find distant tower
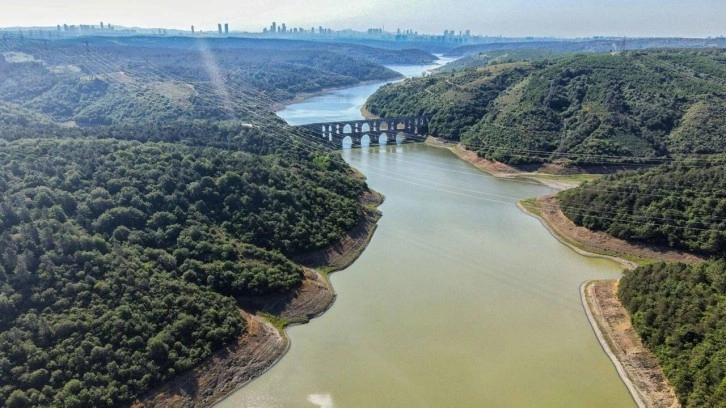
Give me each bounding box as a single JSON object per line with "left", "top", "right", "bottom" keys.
{"left": 218, "top": 23, "right": 222, "bottom": 35}
{"left": 224, "top": 23, "right": 229, "bottom": 35}
{"left": 271, "top": 22, "right": 276, "bottom": 33}
{"left": 281, "top": 23, "right": 286, "bottom": 33}
{"left": 191, "top": 25, "right": 195, "bottom": 34}
{"left": 100, "top": 22, "right": 104, "bottom": 30}
{"left": 57, "top": 25, "right": 61, "bottom": 31}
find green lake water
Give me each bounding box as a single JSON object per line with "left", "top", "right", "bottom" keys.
{"left": 216, "top": 60, "right": 635, "bottom": 408}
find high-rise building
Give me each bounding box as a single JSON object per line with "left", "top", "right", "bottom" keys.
{"left": 224, "top": 23, "right": 229, "bottom": 35}
{"left": 271, "top": 22, "right": 276, "bottom": 33}
{"left": 191, "top": 25, "right": 195, "bottom": 34}
{"left": 281, "top": 23, "right": 286, "bottom": 33}
{"left": 218, "top": 24, "right": 223, "bottom": 35}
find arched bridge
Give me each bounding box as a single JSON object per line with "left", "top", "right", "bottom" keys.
{"left": 297, "top": 116, "right": 429, "bottom": 148}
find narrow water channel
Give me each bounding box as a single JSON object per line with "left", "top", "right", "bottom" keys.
{"left": 217, "top": 59, "right": 635, "bottom": 407}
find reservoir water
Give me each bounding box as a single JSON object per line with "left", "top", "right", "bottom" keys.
{"left": 218, "top": 59, "right": 635, "bottom": 407}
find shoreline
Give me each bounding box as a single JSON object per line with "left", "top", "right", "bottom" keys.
{"left": 423, "top": 137, "right": 594, "bottom": 190}
{"left": 580, "top": 281, "right": 646, "bottom": 408}
{"left": 582, "top": 281, "right": 681, "bottom": 408}
{"left": 518, "top": 195, "right": 704, "bottom": 267}
{"left": 134, "top": 190, "right": 384, "bottom": 408}
{"left": 516, "top": 195, "right": 691, "bottom": 407}
{"left": 442, "top": 141, "right": 685, "bottom": 407}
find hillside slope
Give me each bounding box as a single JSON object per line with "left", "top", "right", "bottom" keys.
{"left": 365, "top": 49, "right": 726, "bottom": 166}
{"left": 0, "top": 36, "right": 385, "bottom": 407}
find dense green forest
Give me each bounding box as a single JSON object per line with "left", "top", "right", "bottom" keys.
{"left": 558, "top": 160, "right": 726, "bottom": 256}
{"left": 0, "top": 139, "right": 367, "bottom": 407}
{"left": 0, "top": 36, "right": 386, "bottom": 406}
{"left": 366, "top": 49, "right": 726, "bottom": 166}
{"left": 619, "top": 260, "right": 726, "bottom": 407}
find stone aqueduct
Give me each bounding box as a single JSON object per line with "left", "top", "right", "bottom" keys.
{"left": 298, "top": 116, "right": 430, "bottom": 148}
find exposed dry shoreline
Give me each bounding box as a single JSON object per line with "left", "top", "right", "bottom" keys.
{"left": 582, "top": 281, "right": 680, "bottom": 408}
{"left": 423, "top": 138, "right": 589, "bottom": 190}
{"left": 438, "top": 141, "right": 686, "bottom": 407}
{"left": 516, "top": 195, "right": 691, "bottom": 408}
{"left": 520, "top": 195, "right": 704, "bottom": 266}
{"left": 134, "top": 190, "right": 383, "bottom": 407}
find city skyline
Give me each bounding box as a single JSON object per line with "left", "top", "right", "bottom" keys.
{"left": 2, "top": 0, "right": 724, "bottom": 38}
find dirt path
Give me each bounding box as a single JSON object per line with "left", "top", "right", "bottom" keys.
{"left": 583, "top": 281, "right": 681, "bottom": 408}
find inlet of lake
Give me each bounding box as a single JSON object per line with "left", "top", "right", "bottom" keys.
{"left": 217, "top": 59, "right": 635, "bottom": 407}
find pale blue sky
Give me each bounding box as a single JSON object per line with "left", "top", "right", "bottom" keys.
{"left": 2, "top": 0, "right": 724, "bottom": 37}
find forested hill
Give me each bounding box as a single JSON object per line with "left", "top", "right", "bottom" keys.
{"left": 0, "top": 37, "right": 410, "bottom": 132}
{"left": 445, "top": 37, "right": 726, "bottom": 57}
{"left": 556, "top": 156, "right": 726, "bottom": 406}
{"left": 365, "top": 49, "right": 726, "bottom": 166}
{"left": 98, "top": 36, "right": 437, "bottom": 65}
{"left": 0, "top": 139, "right": 366, "bottom": 406}
{"left": 558, "top": 159, "right": 726, "bottom": 256}
{"left": 619, "top": 260, "right": 726, "bottom": 407}
{"left": 0, "top": 37, "right": 393, "bottom": 406}
{"left": 435, "top": 49, "right": 568, "bottom": 73}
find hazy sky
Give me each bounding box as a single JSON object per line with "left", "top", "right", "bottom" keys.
{"left": 2, "top": 0, "right": 724, "bottom": 37}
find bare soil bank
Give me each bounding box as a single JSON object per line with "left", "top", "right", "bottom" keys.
{"left": 439, "top": 142, "right": 688, "bottom": 407}
{"left": 437, "top": 141, "right": 702, "bottom": 265}
{"left": 133, "top": 191, "right": 383, "bottom": 407}
{"left": 132, "top": 313, "right": 286, "bottom": 408}
{"left": 424, "top": 139, "right": 588, "bottom": 190}
{"left": 583, "top": 281, "right": 681, "bottom": 408}
{"left": 522, "top": 195, "right": 704, "bottom": 267}
{"left": 518, "top": 195, "right": 693, "bottom": 408}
